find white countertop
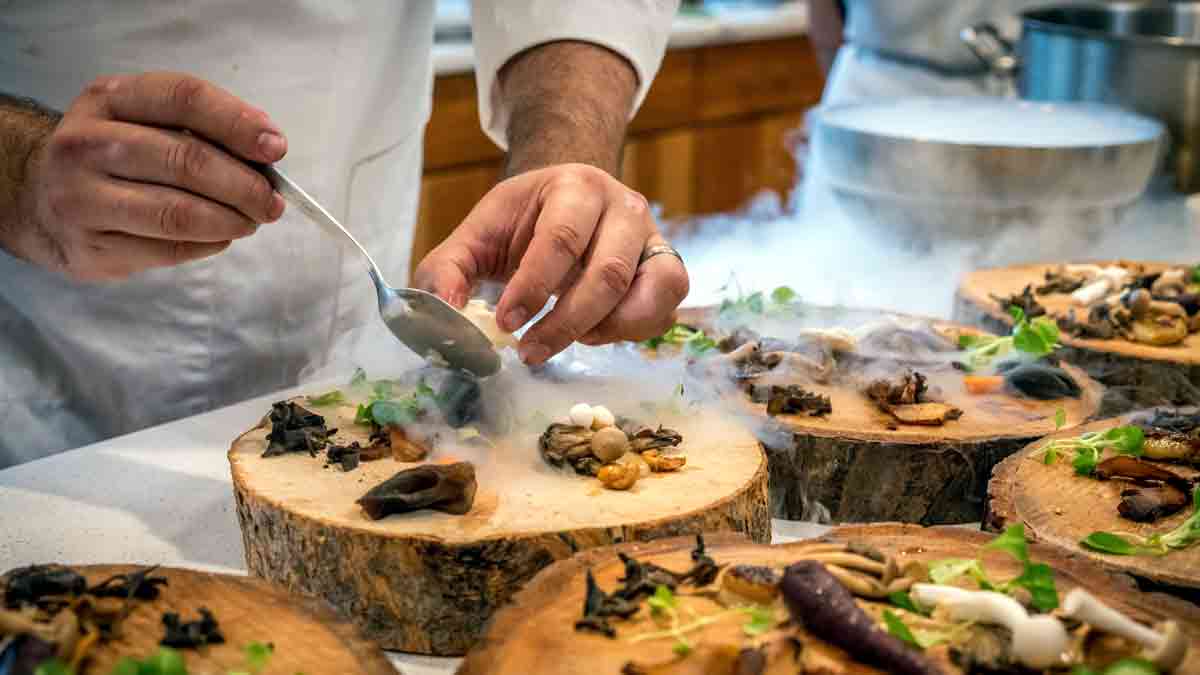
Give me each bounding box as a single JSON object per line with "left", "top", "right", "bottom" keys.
{"left": 0, "top": 374, "right": 830, "bottom": 675}
{"left": 433, "top": 2, "right": 809, "bottom": 75}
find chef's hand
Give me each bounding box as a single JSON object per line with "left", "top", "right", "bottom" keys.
{"left": 414, "top": 163, "right": 689, "bottom": 365}
{"left": 9, "top": 72, "right": 286, "bottom": 281}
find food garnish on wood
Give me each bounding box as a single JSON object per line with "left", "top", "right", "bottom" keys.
{"left": 356, "top": 461, "right": 477, "bottom": 519}
{"left": 864, "top": 370, "right": 963, "bottom": 426}
{"left": 539, "top": 402, "right": 686, "bottom": 491}
{"left": 465, "top": 526, "right": 1196, "bottom": 675}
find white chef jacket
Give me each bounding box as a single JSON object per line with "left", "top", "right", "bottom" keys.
{"left": 0, "top": 1, "right": 677, "bottom": 467}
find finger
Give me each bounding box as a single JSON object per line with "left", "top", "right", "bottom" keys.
{"left": 100, "top": 177, "right": 258, "bottom": 242}
{"left": 579, "top": 248, "right": 689, "bottom": 345}
{"left": 89, "top": 121, "right": 283, "bottom": 223}
{"left": 412, "top": 241, "right": 479, "bottom": 310}
{"left": 495, "top": 175, "right": 605, "bottom": 333}
{"left": 80, "top": 72, "right": 287, "bottom": 163}
{"left": 517, "top": 199, "right": 647, "bottom": 364}
{"left": 88, "top": 231, "right": 230, "bottom": 277}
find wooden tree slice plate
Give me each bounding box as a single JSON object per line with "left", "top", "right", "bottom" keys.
{"left": 0, "top": 565, "right": 395, "bottom": 675}
{"left": 989, "top": 416, "right": 1200, "bottom": 591}
{"left": 229, "top": 395, "right": 769, "bottom": 656}
{"left": 674, "top": 306, "right": 1104, "bottom": 525}
{"left": 458, "top": 525, "right": 1200, "bottom": 675}
{"left": 954, "top": 261, "right": 1200, "bottom": 415}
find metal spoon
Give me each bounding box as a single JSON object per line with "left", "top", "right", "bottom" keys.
{"left": 260, "top": 164, "right": 501, "bottom": 378}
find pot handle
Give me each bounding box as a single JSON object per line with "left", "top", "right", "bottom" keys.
{"left": 960, "top": 22, "right": 1019, "bottom": 77}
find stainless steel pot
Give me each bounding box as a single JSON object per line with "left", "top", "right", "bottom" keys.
{"left": 963, "top": 2, "right": 1200, "bottom": 192}
{"left": 810, "top": 97, "right": 1164, "bottom": 247}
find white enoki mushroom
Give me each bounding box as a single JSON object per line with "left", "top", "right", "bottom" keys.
{"left": 569, "top": 403, "right": 595, "bottom": 428}
{"left": 1062, "top": 588, "right": 1189, "bottom": 672}
{"left": 912, "top": 584, "right": 1070, "bottom": 669}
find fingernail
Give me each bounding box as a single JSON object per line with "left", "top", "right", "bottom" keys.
{"left": 502, "top": 307, "right": 530, "bottom": 332}
{"left": 257, "top": 132, "right": 286, "bottom": 160}
{"left": 519, "top": 341, "right": 551, "bottom": 364}
{"left": 268, "top": 192, "right": 285, "bottom": 220}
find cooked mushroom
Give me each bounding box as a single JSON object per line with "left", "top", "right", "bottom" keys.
{"left": 1094, "top": 455, "right": 1193, "bottom": 492}
{"left": 592, "top": 427, "right": 631, "bottom": 463}
{"left": 1151, "top": 268, "right": 1188, "bottom": 297}
{"left": 1062, "top": 588, "right": 1189, "bottom": 671}
{"left": 640, "top": 450, "right": 685, "bottom": 472}
{"left": 912, "top": 584, "right": 1069, "bottom": 669}
{"left": 387, "top": 425, "right": 430, "bottom": 462}
{"left": 720, "top": 564, "right": 779, "bottom": 605}
{"left": 356, "top": 462, "right": 476, "bottom": 518}
{"left": 1130, "top": 314, "right": 1189, "bottom": 346}
{"left": 1119, "top": 486, "right": 1190, "bottom": 523}
{"left": 761, "top": 384, "right": 832, "bottom": 417}
{"left": 887, "top": 403, "right": 963, "bottom": 426}
{"left": 760, "top": 351, "right": 833, "bottom": 383}
{"left": 569, "top": 403, "right": 595, "bottom": 428}
{"left": 591, "top": 406, "right": 616, "bottom": 430}
{"left": 598, "top": 461, "right": 640, "bottom": 490}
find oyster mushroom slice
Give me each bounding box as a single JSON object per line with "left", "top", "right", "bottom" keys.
{"left": 356, "top": 462, "right": 477, "bottom": 519}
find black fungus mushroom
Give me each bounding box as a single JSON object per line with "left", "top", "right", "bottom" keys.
{"left": 760, "top": 384, "right": 832, "bottom": 417}
{"left": 780, "top": 560, "right": 941, "bottom": 675}
{"left": 160, "top": 607, "right": 225, "bottom": 649}
{"left": 992, "top": 285, "right": 1045, "bottom": 319}
{"left": 88, "top": 566, "right": 168, "bottom": 601}
{"left": 1119, "top": 486, "right": 1190, "bottom": 523}
{"left": 356, "top": 462, "right": 477, "bottom": 519}
{"left": 263, "top": 401, "right": 334, "bottom": 457}
{"left": 3, "top": 564, "right": 86, "bottom": 608}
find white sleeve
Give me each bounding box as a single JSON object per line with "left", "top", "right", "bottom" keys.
{"left": 470, "top": 0, "right": 679, "bottom": 150}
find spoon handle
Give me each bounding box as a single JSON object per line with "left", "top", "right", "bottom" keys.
{"left": 258, "top": 164, "right": 390, "bottom": 287}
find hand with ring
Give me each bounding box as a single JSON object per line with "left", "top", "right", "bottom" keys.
{"left": 413, "top": 163, "right": 689, "bottom": 365}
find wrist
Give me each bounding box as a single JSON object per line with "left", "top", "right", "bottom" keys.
{"left": 0, "top": 97, "right": 58, "bottom": 259}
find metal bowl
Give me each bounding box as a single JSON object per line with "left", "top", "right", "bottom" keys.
{"left": 810, "top": 97, "right": 1165, "bottom": 246}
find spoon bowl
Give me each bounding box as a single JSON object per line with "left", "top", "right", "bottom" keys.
{"left": 261, "top": 164, "right": 501, "bottom": 377}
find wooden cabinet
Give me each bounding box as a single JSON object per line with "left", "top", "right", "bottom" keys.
{"left": 413, "top": 35, "right": 824, "bottom": 275}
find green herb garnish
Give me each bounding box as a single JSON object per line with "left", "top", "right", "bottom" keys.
{"left": 959, "top": 306, "right": 1060, "bottom": 372}
{"left": 1072, "top": 658, "right": 1162, "bottom": 675}
{"left": 1041, "top": 425, "right": 1145, "bottom": 475}
{"left": 1082, "top": 488, "right": 1200, "bottom": 557}
{"left": 928, "top": 524, "right": 1058, "bottom": 611}
{"left": 887, "top": 591, "right": 928, "bottom": 616}
{"left": 306, "top": 390, "right": 345, "bottom": 406}
{"left": 882, "top": 609, "right": 920, "bottom": 648}
{"left": 349, "top": 367, "right": 367, "bottom": 387}
{"left": 741, "top": 605, "right": 774, "bottom": 637}
{"left": 641, "top": 323, "right": 717, "bottom": 355}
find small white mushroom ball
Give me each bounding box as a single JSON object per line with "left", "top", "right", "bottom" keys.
{"left": 591, "top": 405, "right": 616, "bottom": 429}
{"left": 569, "top": 403, "right": 595, "bottom": 428}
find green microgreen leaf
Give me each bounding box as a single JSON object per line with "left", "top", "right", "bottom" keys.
{"left": 306, "top": 390, "right": 345, "bottom": 407}
{"left": 985, "top": 524, "right": 1029, "bottom": 563}
{"left": 881, "top": 609, "right": 921, "bottom": 649}
{"left": 741, "top": 605, "right": 774, "bottom": 637}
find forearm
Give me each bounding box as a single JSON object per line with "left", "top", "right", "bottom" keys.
{"left": 0, "top": 93, "right": 59, "bottom": 253}
{"left": 808, "top": 0, "right": 845, "bottom": 78}
{"left": 498, "top": 40, "right": 638, "bottom": 178}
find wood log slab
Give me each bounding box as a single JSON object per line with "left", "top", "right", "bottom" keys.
{"left": 458, "top": 525, "right": 1200, "bottom": 675}
{"left": 989, "top": 416, "right": 1200, "bottom": 592}
{"left": 676, "top": 306, "right": 1104, "bottom": 525}
{"left": 229, "top": 395, "right": 770, "bottom": 656}
{"left": 0, "top": 565, "right": 395, "bottom": 675}
{"left": 954, "top": 261, "right": 1200, "bottom": 416}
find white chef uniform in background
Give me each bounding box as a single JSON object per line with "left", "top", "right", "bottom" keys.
{"left": 0, "top": 1, "right": 677, "bottom": 467}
